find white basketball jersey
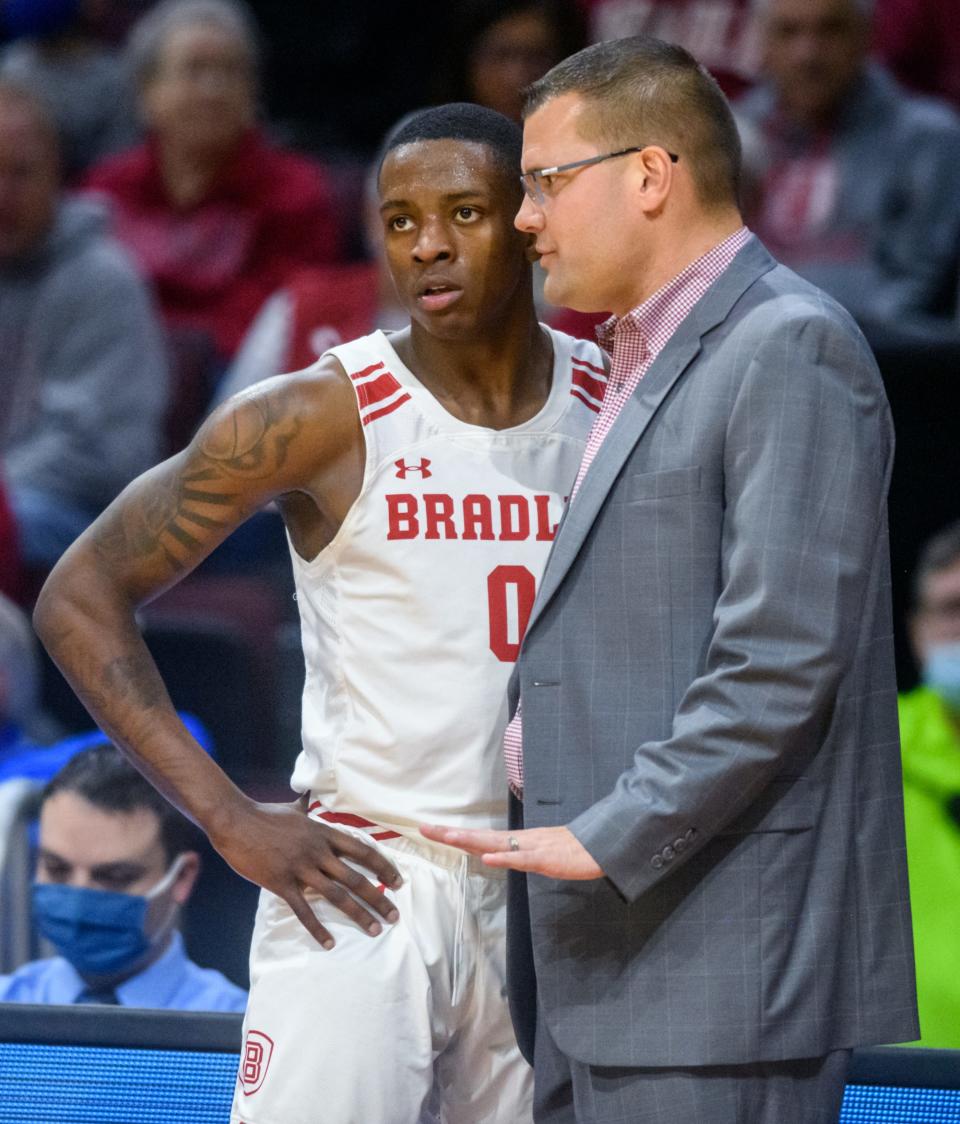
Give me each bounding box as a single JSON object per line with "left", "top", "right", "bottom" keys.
{"left": 288, "top": 325, "right": 607, "bottom": 835}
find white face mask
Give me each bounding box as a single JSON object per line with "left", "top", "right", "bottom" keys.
{"left": 923, "top": 641, "right": 960, "bottom": 712}
{"left": 143, "top": 852, "right": 190, "bottom": 939}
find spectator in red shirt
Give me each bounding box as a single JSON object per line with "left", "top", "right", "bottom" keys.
{"left": 83, "top": 0, "right": 343, "bottom": 432}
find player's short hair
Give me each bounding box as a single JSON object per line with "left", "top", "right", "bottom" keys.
{"left": 128, "top": 0, "right": 260, "bottom": 88}
{"left": 379, "top": 103, "right": 523, "bottom": 201}
{"left": 42, "top": 743, "right": 201, "bottom": 864}
{"left": 911, "top": 520, "right": 960, "bottom": 612}
{"left": 524, "top": 35, "right": 742, "bottom": 209}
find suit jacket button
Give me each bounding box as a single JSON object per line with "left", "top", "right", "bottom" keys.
{"left": 650, "top": 855, "right": 664, "bottom": 870}
{"left": 685, "top": 827, "right": 696, "bottom": 842}
{"left": 673, "top": 837, "right": 687, "bottom": 853}
{"left": 662, "top": 845, "right": 675, "bottom": 861}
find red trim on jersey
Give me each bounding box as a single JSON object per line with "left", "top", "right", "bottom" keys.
{"left": 355, "top": 371, "right": 403, "bottom": 410}
{"left": 361, "top": 392, "right": 412, "bottom": 426}
{"left": 571, "top": 355, "right": 606, "bottom": 377}
{"left": 349, "top": 360, "right": 385, "bottom": 382}
{"left": 307, "top": 801, "right": 402, "bottom": 841}
{"left": 571, "top": 387, "right": 601, "bottom": 413}
{"left": 318, "top": 809, "right": 380, "bottom": 828}
{"left": 571, "top": 366, "right": 607, "bottom": 403}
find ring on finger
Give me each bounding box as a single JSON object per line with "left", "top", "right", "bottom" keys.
{"left": 508, "top": 836, "right": 520, "bottom": 852}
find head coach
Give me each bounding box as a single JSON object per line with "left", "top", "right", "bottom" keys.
{"left": 424, "top": 33, "right": 920, "bottom": 1124}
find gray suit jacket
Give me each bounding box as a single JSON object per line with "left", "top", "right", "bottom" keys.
{"left": 510, "top": 237, "right": 919, "bottom": 1068}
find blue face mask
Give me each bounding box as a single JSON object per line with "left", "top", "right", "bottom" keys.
{"left": 923, "top": 641, "right": 960, "bottom": 713}
{"left": 31, "top": 855, "right": 185, "bottom": 978}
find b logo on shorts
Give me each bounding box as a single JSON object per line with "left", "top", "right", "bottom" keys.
{"left": 239, "top": 1029, "right": 274, "bottom": 1096}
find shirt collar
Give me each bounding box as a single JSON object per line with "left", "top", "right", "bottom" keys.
{"left": 596, "top": 227, "right": 752, "bottom": 359}
{"left": 41, "top": 930, "right": 192, "bottom": 1005}
{"left": 116, "top": 930, "right": 190, "bottom": 1007}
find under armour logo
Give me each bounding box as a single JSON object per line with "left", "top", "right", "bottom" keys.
{"left": 395, "top": 458, "right": 432, "bottom": 479}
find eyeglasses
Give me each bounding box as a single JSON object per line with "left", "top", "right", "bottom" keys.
{"left": 519, "top": 145, "right": 679, "bottom": 205}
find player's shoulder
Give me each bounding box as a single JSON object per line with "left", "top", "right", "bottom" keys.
{"left": 195, "top": 356, "right": 360, "bottom": 476}
{"left": 212, "top": 355, "right": 355, "bottom": 425}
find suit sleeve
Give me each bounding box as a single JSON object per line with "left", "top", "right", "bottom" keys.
{"left": 567, "top": 299, "right": 894, "bottom": 902}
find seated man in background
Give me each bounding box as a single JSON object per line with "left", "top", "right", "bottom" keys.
{"left": 899, "top": 520, "right": 960, "bottom": 1048}
{"left": 83, "top": 0, "right": 343, "bottom": 444}
{"left": 0, "top": 0, "right": 139, "bottom": 179}
{"left": 737, "top": 0, "right": 960, "bottom": 330}
{"left": 0, "top": 742, "right": 247, "bottom": 1010}
{"left": 0, "top": 78, "right": 167, "bottom": 573}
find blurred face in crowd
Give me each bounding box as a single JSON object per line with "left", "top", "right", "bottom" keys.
{"left": 141, "top": 19, "right": 256, "bottom": 157}
{"left": 758, "top": 0, "right": 870, "bottom": 127}
{"left": 911, "top": 557, "right": 960, "bottom": 666}
{"left": 379, "top": 139, "right": 532, "bottom": 341}
{"left": 0, "top": 99, "right": 59, "bottom": 261}
{"left": 468, "top": 8, "right": 563, "bottom": 123}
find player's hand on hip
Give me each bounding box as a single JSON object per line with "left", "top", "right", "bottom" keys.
{"left": 420, "top": 823, "right": 603, "bottom": 880}
{"left": 211, "top": 798, "right": 403, "bottom": 948}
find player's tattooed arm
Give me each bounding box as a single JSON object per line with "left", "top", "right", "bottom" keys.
{"left": 32, "top": 371, "right": 401, "bottom": 942}
{"left": 32, "top": 378, "right": 324, "bottom": 816}
{"left": 32, "top": 382, "right": 308, "bottom": 795}
{"left": 89, "top": 387, "right": 307, "bottom": 593}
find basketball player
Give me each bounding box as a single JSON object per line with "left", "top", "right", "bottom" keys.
{"left": 33, "top": 104, "right": 607, "bottom": 1123}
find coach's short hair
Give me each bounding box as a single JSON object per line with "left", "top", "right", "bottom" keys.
{"left": 524, "top": 35, "right": 742, "bottom": 209}
{"left": 43, "top": 744, "right": 201, "bottom": 864}
{"left": 379, "top": 103, "right": 523, "bottom": 200}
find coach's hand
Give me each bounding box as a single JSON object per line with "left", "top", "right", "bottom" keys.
{"left": 210, "top": 798, "right": 403, "bottom": 949}
{"left": 420, "top": 823, "right": 603, "bottom": 880}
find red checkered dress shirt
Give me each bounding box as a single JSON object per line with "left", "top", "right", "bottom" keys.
{"left": 504, "top": 227, "right": 752, "bottom": 797}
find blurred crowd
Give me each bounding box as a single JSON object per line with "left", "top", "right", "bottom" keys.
{"left": 0, "top": 0, "right": 958, "bottom": 1042}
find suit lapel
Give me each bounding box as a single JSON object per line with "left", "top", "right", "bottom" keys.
{"left": 525, "top": 238, "right": 777, "bottom": 637}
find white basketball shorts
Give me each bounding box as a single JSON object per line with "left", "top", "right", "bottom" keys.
{"left": 230, "top": 823, "right": 533, "bottom": 1124}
